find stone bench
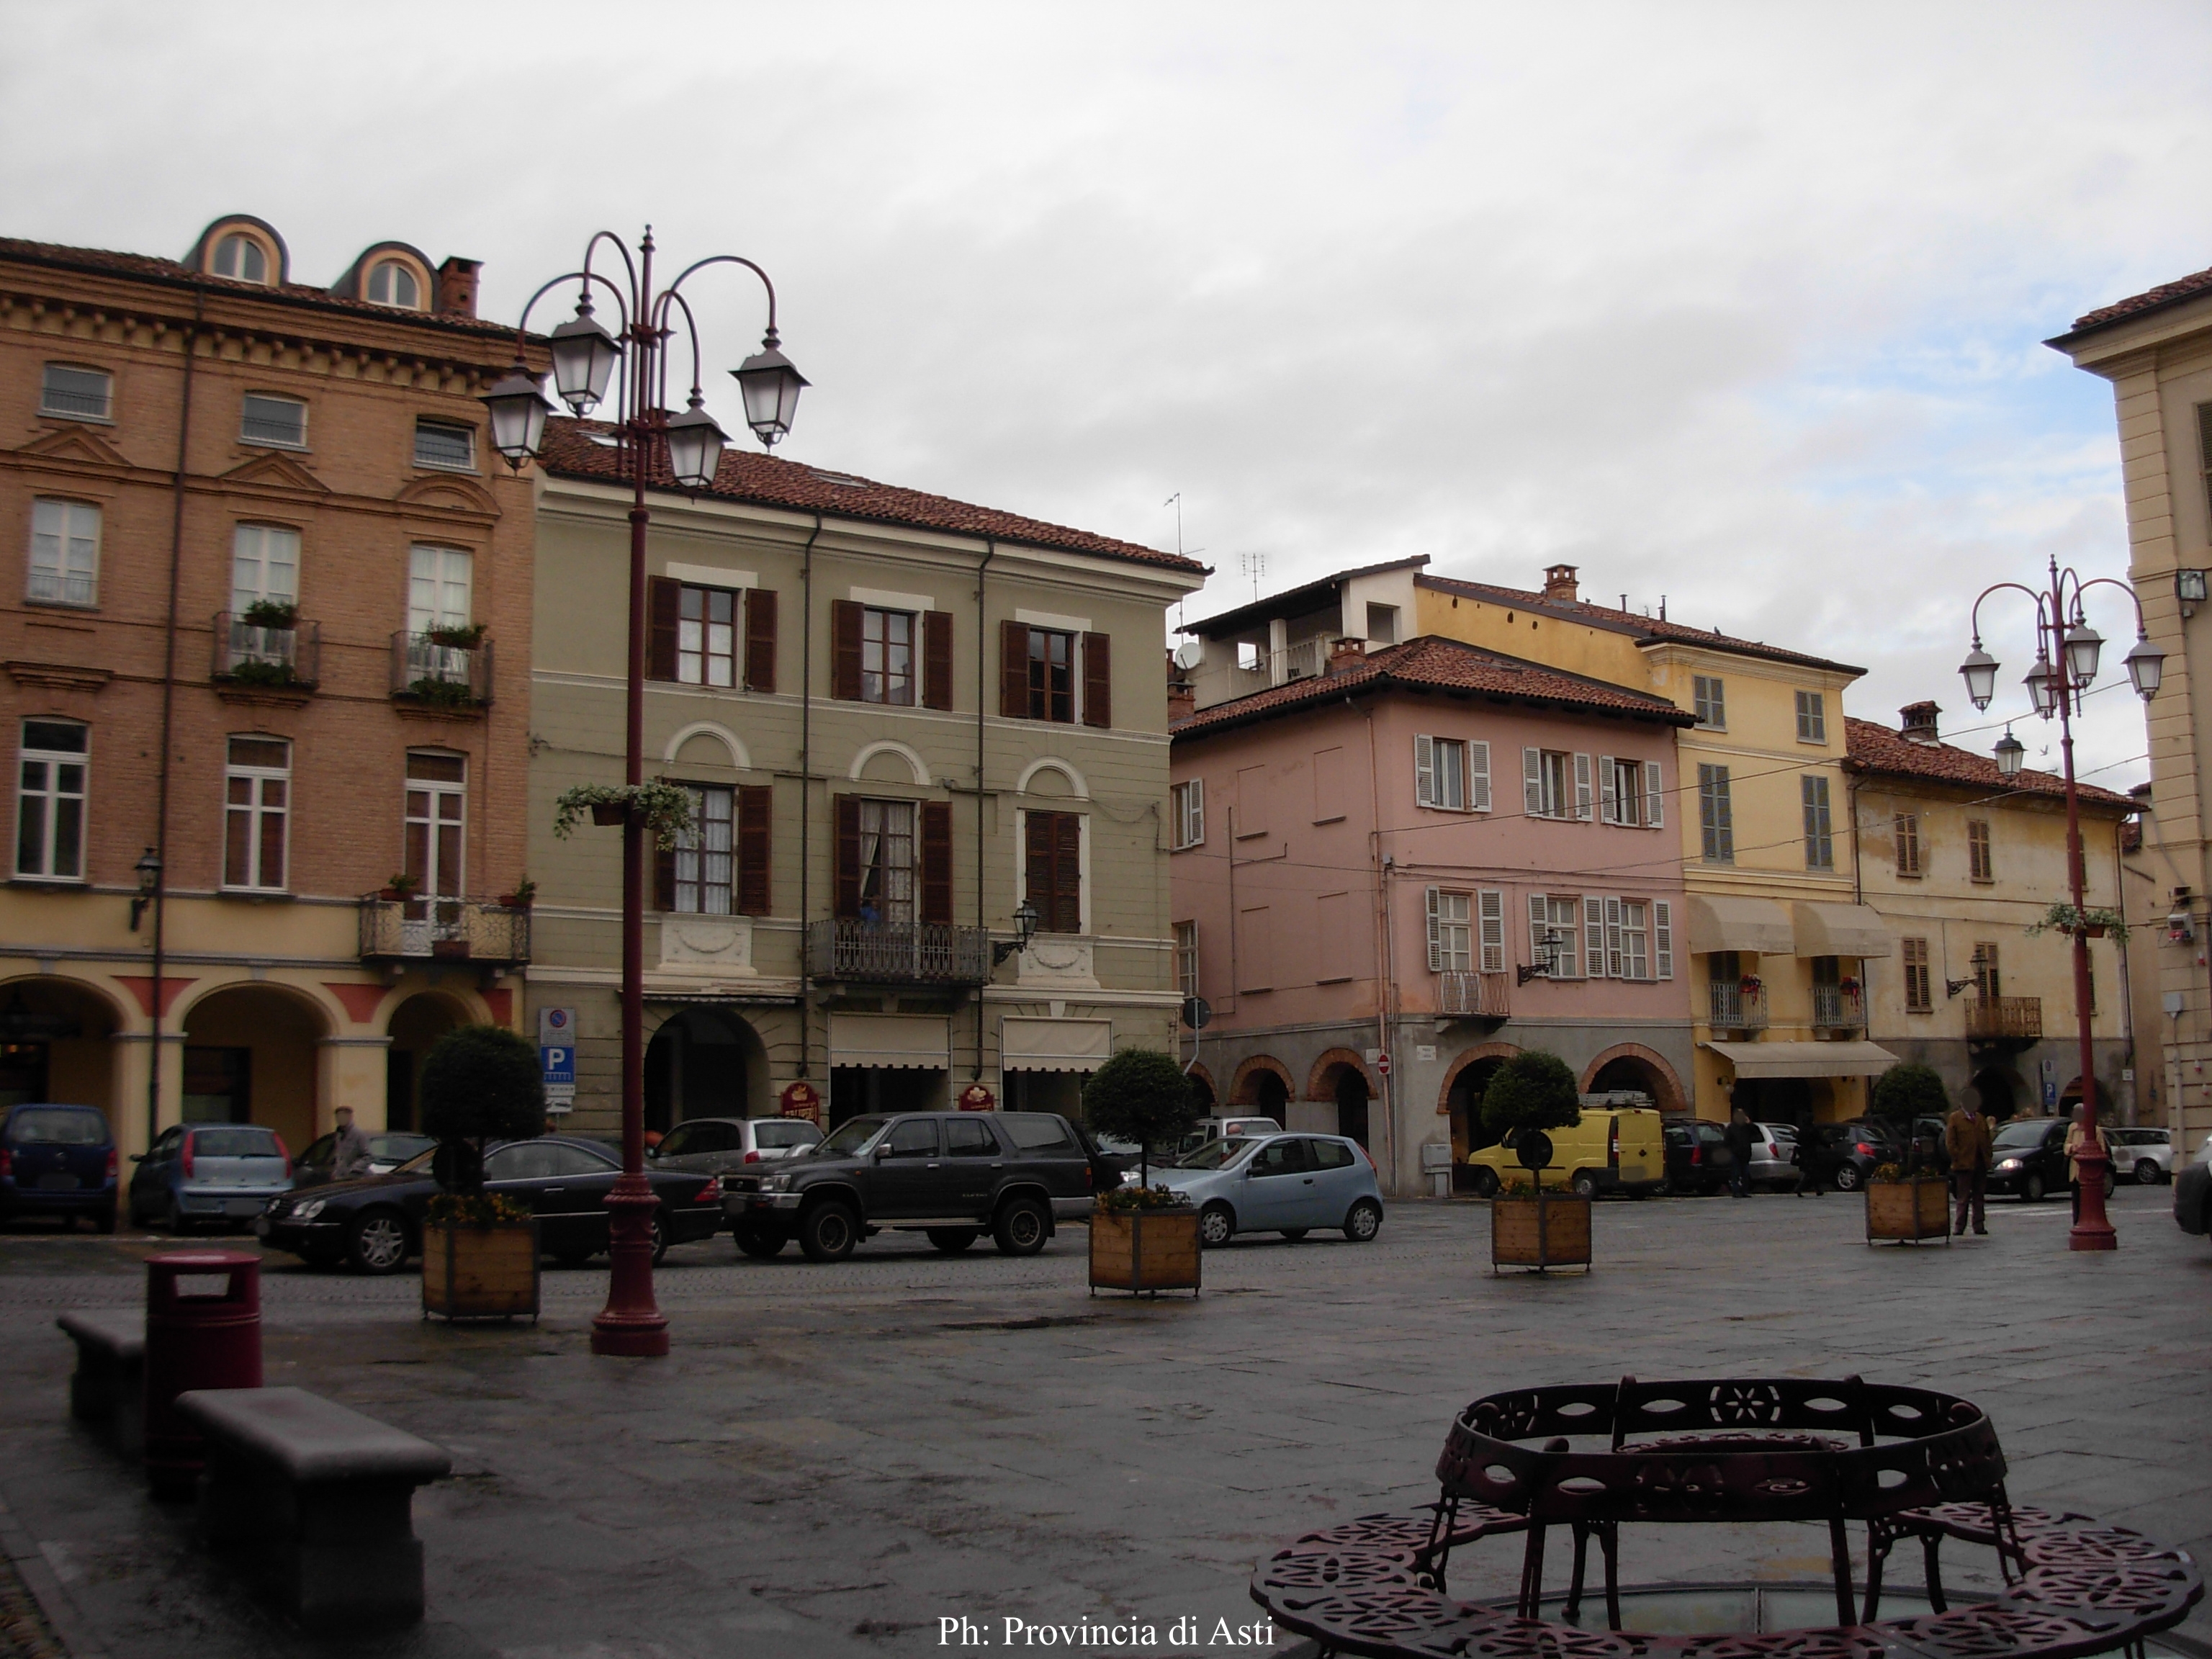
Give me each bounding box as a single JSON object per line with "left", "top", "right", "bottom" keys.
{"left": 174, "top": 1385, "right": 451, "bottom": 1632}
{"left": 56, "top": 1310, "right": 145, "bottom": 1456}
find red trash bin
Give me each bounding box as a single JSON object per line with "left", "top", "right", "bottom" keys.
{"left": 143, "top": 1249, "right": 261, "bottom": 1495}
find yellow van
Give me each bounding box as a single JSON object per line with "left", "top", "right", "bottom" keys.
{"left": 1461, "top": 1100, "right": 1665, "bottom": 1197}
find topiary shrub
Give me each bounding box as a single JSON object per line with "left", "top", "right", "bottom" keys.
{"left": 1480, "top": 1051, "right": 1582, "bottom": 1169}
{"left": 420, "top": 1025, "right": 545, "bottom": 1193}
{"left": 1871, "top": 1061, "right": 1947, "bottom": 1125}
{"left": 1082, "top": 1048, "right": 1202, "bottom": 1189}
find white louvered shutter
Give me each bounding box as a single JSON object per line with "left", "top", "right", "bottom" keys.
{"left": 1599, "top": 756, "right": 1618, "bottom": 824}
{"left": 1654, "top": 900, "right": 1673, "bottom": 980}
{"left": 1524, "top": 748, "right": 1543, "bottom": 816}
{"left": 1605, "top": 896, "right": 1624, "bottom": 977}
{"left": 1415, "top": 735, "right": 1436, "bottom": 808}
{"left": 1478, "top": 889, "right": 1504, "bottom": 972}
{"left": 1645, "top": 760, "right": 1663, "bottom": 828}
{"left": 1469, "top": 742, "right": 1491, "bottom": 811}
{"left": 1583, "top": 896, "right": 1604, "bottom": 979}
{"left": 1573, "top": 754, "right": 1593, "bottom": 822}
{"left": 1529, "top": 894, "right": 1549, "bottom": 971}
{"left": 1426, "top": 886, "right": 1443, "bottom": 971}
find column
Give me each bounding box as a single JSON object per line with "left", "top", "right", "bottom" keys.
{"left": 317, "top": 1036, "right": 395, "bottom": 1135}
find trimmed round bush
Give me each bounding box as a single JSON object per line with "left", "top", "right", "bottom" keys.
{"left": 1082, "top": 1048, "right": 1202, "bottom": 1187}
{"left": 1871, "top": 1061, "right": 1948, "bottom": 1125}
{"left": 1479, "top": 1050, "right": 1583, "bottom": 1143}
{"left": 420, "top": 1025, "right": 545, "bottom": 1149}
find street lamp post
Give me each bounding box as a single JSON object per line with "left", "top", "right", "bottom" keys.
{"left": 1959, "top": 556, "right": 2163, "bottom": 1252}
{"left": 485, "top": 230, "right": 806, "bottom": 1355}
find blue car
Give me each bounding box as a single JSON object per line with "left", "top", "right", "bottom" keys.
{"left": 0, "top": 1103, "right": 118, "bottom": 1231}
{"left": 128, "top": 1123, "right": 292, "bottom": 1233}
{"left": 1148, "top": 1132, "right": 1384, "bottom": 1248}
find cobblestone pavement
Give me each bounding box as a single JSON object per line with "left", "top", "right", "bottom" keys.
{"left": 0, "top": 1184, "right": 2205, "bottom": 1659}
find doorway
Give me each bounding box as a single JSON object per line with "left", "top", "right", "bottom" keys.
{"left": 1334, "top": 1066, "right": 1370, "bottom": 1148}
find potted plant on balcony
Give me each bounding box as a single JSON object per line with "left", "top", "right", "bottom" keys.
{"left": 497, "top": 878, "right": 536, "bottom": 910}
{"left": 1083, "top": 1048, "right": 1203, "bottom": 1297}
{"left": 1864, "top": 1062, "right": 1951, "bottom": 1246}
{"left": 241, "top": 598, "right": 298, "bottom": 631}
{"left": 553, "top": 783, "right": 698, "bottom": 845}
{"left": 1483, "top": 1049, "right": 1591, "bottom": 1274}
{"left": 426, "top": 621, "right": 486, "bottom": 651}
{"left": 419, "top": 1025, "right": 545, "bottom": 1321}
{"left": 431, "top": 899, "right": 471, "bottom": 961}
{"left": 378, "top": 872, "right": 419, "bottom": 903}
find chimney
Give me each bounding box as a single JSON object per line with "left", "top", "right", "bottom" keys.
{"left": 1167, "top": 682, "right": 1195, "bottom": 723}
{"left": 436, "top": 256, "right": 481, "bottom": 319}
{"left": 1542, "top": 563, "right": 1578, "bottom": 603}
{"left": 1900, "top": 701, "right": 1941, "bottom": 744}
{"left": 1328, "top": 637, "right": 1367, "bottom": 674}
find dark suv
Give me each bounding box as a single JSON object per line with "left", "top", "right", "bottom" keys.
{"left": 732, "top": 1111, "right": 1100, "bottom": 1262}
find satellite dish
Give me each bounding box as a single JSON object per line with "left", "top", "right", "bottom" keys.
{"left": 1170, "top": 639, "right": 1204, "bottom": 671}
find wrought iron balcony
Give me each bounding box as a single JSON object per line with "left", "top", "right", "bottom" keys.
{"left": 1708, "top": 980, "right": 1768, "bottom": 1031}
{"left": 805, "top": 918, "right": 990, "bottom": 986}
{"left": 212, "top": 612, "right": 320, "bottom": 690}
{"left": 1965, "top": 994, "right": 2041, "bottom": 1043}
{"left": 1811, "top": 983, "right": 1864, "bottom": 1033}
{"left": 390, "top": 631, "right": 493, "bottom": 708}
{"left": 1434, "top": 969, "right": 1511, "bottom": 1020}
{"left": 359, "top": 896, "right": 530, "bottom": 966}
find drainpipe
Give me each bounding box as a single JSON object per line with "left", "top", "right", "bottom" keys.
{"left": 974, "top": 539, "right": 996, "bottom": 1084}
{"left": 1361, "top": 697, "right": 1395, "bottom": 1193}
{"left": 149, "top": 284, "right": 203, "bottom": 1149}
{"left": 796, "top": 513, "right": 822, "bottom": 1079}
{"left": 2112, "top": 824, "right": 2134, "bottom": 1123}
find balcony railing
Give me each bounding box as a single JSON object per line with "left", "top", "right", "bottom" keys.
{"left": 1812, "top": 983, "right": 1865, "bottom": 1033}
{"left": 805, "top": 918, "right": 990, "bottom": 986}
{"left": 1709, "top": 980, "right": 1768, "bottom": 1030}
{"left": 390, "top": 631, "right": 493, "bottom": 707}
{"left": 212, "top": 611, "right": 320, "bottom": 690}
{"left": 359, "top": 896, "right": 530, "bottom": 966}
{"left": 1966, "top": 995, "right": 2041, "bottom": 1043}
{"left": 1434, "top": 969, "right": 1511, "bottom": 1020}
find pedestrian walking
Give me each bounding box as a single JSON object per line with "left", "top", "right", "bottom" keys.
{"left": 330, "top": 1106, "right": 374, "bottom": 1182}
{"left": 1943, "top": 1097, "right": 1994, "bottom": 1236}
{"left": 1723, "top": 1109, "right": 1755, "bottom": 1199}
{"left": 2064, "top": 1103, "right": 2110, "bottom": 1223}
{"left": 1794, "top": 1122, "right": 1830, "bottom": 1197}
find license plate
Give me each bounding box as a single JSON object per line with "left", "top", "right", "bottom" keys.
{"left": 253, "top": 1216, "right": 271, "bottom": 1236}
{"left": 37, "top": 1174, "right": 80, "bottom": 1191}
{"left": 226, "top": 1197, "right": 266, "bottom": 1218}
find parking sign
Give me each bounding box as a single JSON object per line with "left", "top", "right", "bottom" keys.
{"left": 541, "top": 1043, "right": 576, "bottom": 1114}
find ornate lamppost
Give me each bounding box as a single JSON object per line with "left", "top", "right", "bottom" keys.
{"left": 1959, "top": 557, "right": 2163, "bottom": 1251}
{"left": 483, "top": 230, "right": 806, "bottom": 1354}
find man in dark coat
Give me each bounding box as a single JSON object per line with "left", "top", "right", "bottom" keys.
{"left": 1944, "top": 1100, "right": 1995, "bottom": 1236}
{"left": 1723, "top": 1109, "right": 1755, "bottom": 1199}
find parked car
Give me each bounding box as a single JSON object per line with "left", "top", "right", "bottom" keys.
{"left": 1811, "top": 1120, "right": 1905, "bottom": 1193}
{"left": 1173, "top": 1115, "right": 1283, "bottom": 1159}
{"left": 2175, "top": 1157, "right": 2210, "bottom": 1238}
{"left": 291, "top": 1130, "right": 436, "bottom": 1187}
{"left": 733, "top": 1111, "right": 1100, "bottom": 1262}
{"left": 1660, "top": 1120, "right": 1730, "bottom": 1195}
{"left": 648, "top": 1115, "right": 822, "bottom": 1197}
{"left": 1986, "top": 1117, "right": 2074, "bottom": 1202}
{"left": 0, "top": 1103, "right": 117, "bottom": 1231}
{"left": 1460, "top": 1109, "right": 1665, "bottom": 1197}
{"left": 1749, "top": 1123, "right": 1802, "bottom": 1191}
{"left": 129, "top": 1123, "right": 292, "bottom": 1233}
{"left": 1151, "top": 1133, "right": 1383, "bottom": 1246}
{"left": 2109, "top": 1127, "right": 2173, "bottom": 1185}
{"left": 257, "top": 1136, "right": 724, "bottom": 1272}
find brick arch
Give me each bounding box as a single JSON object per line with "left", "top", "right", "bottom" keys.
{"left": 1435, "top": 1041, "right": 1521, "bottom": 1116}
{"left": 1306, "top": 1046, "right": 1377, "bottom": 1101}
{"left": 1229, "top": 1054, "right": 1295, "bottom": 1107}
{"left": 1579, "top": 1043, "right": 1687, "bottom": 1117}
{"left": 1184, "top": 1060, "right": 1218, "bottom": 1109}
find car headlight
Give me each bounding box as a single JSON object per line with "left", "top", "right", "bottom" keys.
{"left": 758, "top": 1172, "right": 791, "bottom": 1193}
{"left": 1995, "top": 1158, "right": 2022, "bottom": 1172}
{"left": 293, "top": 1197, "right": 325, "bottom": 1220}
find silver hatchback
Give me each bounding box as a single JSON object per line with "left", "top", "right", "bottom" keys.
{"left": 2110, "top": 1127, "right": 2173, "bottom": 1184}
{"left": 1149, "top": 1133, "right": 1384, "bottom": 1247}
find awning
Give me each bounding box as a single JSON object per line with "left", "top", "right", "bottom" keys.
{"left": 1000, "top": 1017, "right": 1112, "bottom": 1074}
{"left": 1684, "top": 895, "right": 1794, "bottom": 956}
{"left": 1791, "top": 902, "right": 1893, "bottom": 960}
{"left": 1705, "top": 1040, "right": 1901, "bottom": 1079}
{"left": 829, "top": 1013, "right": 950, "bottom": 1071}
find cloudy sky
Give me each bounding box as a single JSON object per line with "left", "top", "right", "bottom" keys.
{"left": 11, "top": 2, "right": 2209, "bottom": 783}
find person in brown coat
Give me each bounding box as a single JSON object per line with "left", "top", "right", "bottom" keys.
{"left": 1944, "top": 1102, "right": 1995, "bottom": 1236}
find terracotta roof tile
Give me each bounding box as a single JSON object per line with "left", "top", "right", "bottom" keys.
{"left": 1842, "top": 716, "right": 2133, "bottom": 811}
{"left": 1171, "top": 635, "right": 1696, "bottom": 739}
{"left": 538, "top": 419, "right": 1206, "bottom": 575}
{"left": 2064, "top": 261, "right": 2212, "bottom": 337}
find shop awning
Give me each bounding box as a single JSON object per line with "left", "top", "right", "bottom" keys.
{"left": 829, "top": 1013, "right": 950, "bottom": 1071}
{"left": 1000, "top": 1017, "right": 1112, "bottom": 1073}
{"left": 1705, "top": 1040, "right": 1901, "bottom": 1079}
{"left": 1791, "top": 902, "right": 1893, "bottom": 960}
{"left": 1684, "top": 895, "right": 1794, "bottom": 956}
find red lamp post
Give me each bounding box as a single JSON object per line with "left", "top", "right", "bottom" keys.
{"left": 1960, "top": 557, "right": 2163, "bottom": 1251}
{"left": 483, "top": 230, "right": 806, "bottom": 1354}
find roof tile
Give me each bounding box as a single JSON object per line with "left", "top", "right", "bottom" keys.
{"left": 2067, "top": 261, "right": 2212, "bottom": 336}
{"left": 1842, "top": 716, "right": 2133, "bottom": 811}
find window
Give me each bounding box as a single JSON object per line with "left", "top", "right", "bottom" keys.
{"left": 671, "top": 786, "right": 733, "bottom": 914}
{"left": 1529, "top": 894, "right": 1584, "bottom": 979}
{"left": 862, "top": 607, "right": 915, "bottom": 705}
{"left": 403, "top": 751, "right": 466, "bottom": 900}
{"left": 1967, "top": 819, "right": 1992, "bottom": 883}
{"left": 1024, "top": 809, "right": 1082, "bottom": 933}
{"left": 1894, "top": 812, "right": 1923, "bottom": 878}
{"left": 240, "top": 393, "right": 307, "bottom": 448}
{"left": 367, "top": 260, "right": 421, "bottom": 308}
{"left": 1175, "top": 922, "right": 1198, "bottom": 997}
{"left": 1802, "top": 775, "right": 1834, "bottom": 870}
{"left": 1523, "top": 749, "right": 1591, "bottom": 821}
{"left": 2200, "top": 403, "right": 2212, "bottom": 526}
{"left": 408, "top": 544, "right": 472, "bottom": 634}
{"left": 212, "top": 233, "right": 269, "bottom": 283}
{"left": 1698, "top": 764, "right": 1733, "bottom": 862}
{"left": 16, "top": 719, "right": 86, "bottom": 880}
{"left": 1608, "top": 899, "right": 1652, "bottom": 980}
{"left": 1796, "top": 690, "right": 1827, "bottom": 742}
{"left": 413, "top": 419, "right": 475, "bottom": 471}
{"left": 1415, "top": 735, "right": 1488, "bottom": 812}
{"left": 1972, "top": 942, "right": 2000, "bottom": 1000}
{"left": 27, "top": 498, "right": 99, "bottom": 606}
{"left": 660, "top": 580, "right": 776, "bottom": 693}
{"left": 223, "top": 736, "right": 289, "bottom": 891}
{"left": 1172, "top": 780, "right": 1204, "bottom": 848}
{"left": 40, "top": 364, "right": 111, "bottom": 421}
{"left": 1902, "top": 938, "right": 1932, "bottom": 1012}
{"left": 1365, "top": 602, "right": 1398, "bottom": 644}
{"left": 1694, "top": 675, "right": 1726, "bottom": 728}
{"left": 231, "top": 523, "right": 300, "bottom": 612}
{"left": 680, "top": 586, "right": 739, "bottom": 688}
{"left": 1022, "top": 626, "right": 1075, "bottom": 722}
{"left": 1599, "top": 757, "right": 1663, "bottom": 827}
{"left": 1426, "top": 889, "right": 1472, "bottom": 972}
{"left": 945, "top": 1117, "right": 997, "bottom": 1157}
{"left": 854, "top": 799, "right": 916, "bottom": 926}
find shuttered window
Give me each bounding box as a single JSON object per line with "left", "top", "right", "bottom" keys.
{"left": 1523, "top": 748, "right": 1584, "bottom": 819}
{"left": 1001, "top": 623, "right": 1092, "bottom": 723}
{"left": 1024, "top": 809, "right": 1083, "bottom": 932}
{"left": 1894, "top": 811, "right": 1922, "bottom": 878}
{"left": 1478, "top": 889, "right": 1505, "bottom": 972}
{"left": 1902, "top": 937, "right": 1932, "bottom": 1012}
{"left": 1693, "top": 675, "right": 1725, "bottom": 728}
{"left": 1698, "top": 765, "right": 1733, "bottom": 862}
{"left": 1172, "top": 779, "right": 1204, "bottom": 848}
{"left": 1528, "top": 894, "right": 1583, "bottom": 979}
{"left": 1426, "top": 888, "right": 1472, "bottom": 971}
{"left": 1802, "top": 775, "right": 1834, "bottom": 870}
{"left": 832, "top": 797, "right": 918, "bottom": 924}
{"left": 1416, "top": 736, "right": 1488, "bottom": 811}
{"left": 1795, "top": 691, "right": 1827, "bottom": 742}
{"left": 1653, "top": 900, "right": 1673, "bottom": 980}
{"left": 649, "top": 578, "right": 775, "bottom": 691}
{"left": 1967, "top": 819, "right": 1992, "bottom": 883}
{"left": 1600, "top": 756, "right": 1654, "bottom": 826}
{"left": 657, "top": 783, "right": 772, "bottom": 914}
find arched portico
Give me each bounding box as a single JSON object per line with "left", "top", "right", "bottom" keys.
{"left": 1581, "top": 1043, "right": 1688, "bottom": 1117}
{"left": 1229, "top": 1054, "right": 1295, "bottom": 1115}
{"left": 176, "top": 981, "right": 337, "bottom": 1154}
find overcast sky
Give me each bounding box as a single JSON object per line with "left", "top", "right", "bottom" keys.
{"left": 10, "top": 2, "right": 2210, "bottom": 784}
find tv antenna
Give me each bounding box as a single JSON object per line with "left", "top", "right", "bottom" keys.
{"left": 1240, "top": 550, "right": 1267, "bottom": 603}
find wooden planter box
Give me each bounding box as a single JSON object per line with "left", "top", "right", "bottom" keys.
{"left": 1491, "top": 1193, "right": 1593, "bottom": 1274}
{"left": 422, "top": 1218, "right": 541, "bottom": 1320}
{"left": 1089, "top": 1208, "right": 1200, "bottom": 1297}
{"left": 1866, "top": 1178, "right": 1951, "bottom": 1246}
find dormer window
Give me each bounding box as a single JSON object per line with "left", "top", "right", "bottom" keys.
{"left": 367, "top": 260, "right": 422, "bottom": 309}
{"left": 212, "top": 232, "right": 270, "bottom": 284}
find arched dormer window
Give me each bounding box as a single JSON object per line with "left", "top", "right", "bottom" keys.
{"left": 189, "top": 216, "right": 289, "bottom": 287}
{"left": 367, "top": 259, "right": 422, "bottom": 309}
{"left": 212, "top": 232, "right": 270, "bottom": 284}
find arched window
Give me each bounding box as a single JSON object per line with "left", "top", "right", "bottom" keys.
{"left": 367, "top": 260, "right": 421, "bottom": 308}
{"left": 212, "top": 233, "right": 269, "bottom": 284}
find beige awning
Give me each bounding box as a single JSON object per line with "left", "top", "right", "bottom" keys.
{"left": 1791, "top": 902, "right": 1893, "bottom": 960}
{"left": 829, "top": 1013, "right": 950, "bottom": 1071}
{"left": 1684, "top": 895, "right": 1794, "bottom": 956}
{"left": 1000, "top": 1017, "right": 1113, "bottom": 1074}
{"left": 1706, "top": 1040, "right": 1901, "bottom": 1079}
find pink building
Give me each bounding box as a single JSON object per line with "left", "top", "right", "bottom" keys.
{"left": 1169, "top": 636, "right": 1696, "bottom": 1195}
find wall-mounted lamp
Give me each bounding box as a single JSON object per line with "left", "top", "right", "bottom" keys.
{"left": 992, "top": 899, "right": 1040, "bottom": 966}
{"left": 130, "top": 847, "right": 161, "bottom": 930}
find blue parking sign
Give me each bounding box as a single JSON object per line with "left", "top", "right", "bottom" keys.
{"left": 541, "top": 1046, "right": 575, "bottom": 1086}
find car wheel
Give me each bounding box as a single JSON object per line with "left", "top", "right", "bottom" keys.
{"left": 1468, "top": 1167, "right": 1499, "bottom": 1200}
{"left": 1343, "top": 1199, "right": 1382, "bottom": 1243}
{"left": 164, "top": 1195, "right": 190, "bottom": 1235}
{"left": 1833, "top": 1164, "right": 1862, "bottom": 1193}
{"left": 347, "top": 1210, "right": 411, "bottom": 1275}
{"left": 2103, "top": 1171, "right": 2116, "bottom": 1200}
{"left": 1654, "top": 1172, "right": 1676, "bottom": 1197}
{"left": 734, "top": 1226, "right": 786, "bottom": 1259}
{"left": 797, "top": 1201, "right": 860, "bottom": 1263}
{"left": 2025, "top": 1173, "right": 2046, "bottom": 1202}
{"left": 1198, "top": 1202, "right": 1236, "bottom": 1248}
{"left": 927, "top": 1228, "right": 979, "bottom": 1253}
{"left": 1570, "top": 1172, "right": 1600, "bottom": 1200}
{"left": 992, "top": 1197, "right": 1050, "bottom": 1257}
{"left": 650, "top": 1210, "right": 670, "bottom": 1266}
{"left": 1280, "top": 1228, "right": 1308, "bottom": 1242}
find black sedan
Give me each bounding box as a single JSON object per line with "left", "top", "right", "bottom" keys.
{"left": 1812, "top": 1120, "right": 1906, "bottom": 1192}
{"left": 256, "top": 1136, "right": 725, "bottom": 1274}
{"left": 2175, "top": 1159, "right": 2210, "bottom": 1238}
{"left": 1985, "top": 1116, "right": 2112, "bottom": 1202}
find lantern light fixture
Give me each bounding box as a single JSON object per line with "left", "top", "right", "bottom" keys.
{"left": 662, "top": 395, "right": 728, "bottom": 491}
{"left": 1959, "top": 644, "right": 1999, "bottom": 711}
{"left": 732, "top": 339, "right": 808, "bottom": 449}
{"left": 2125, "top": 633, "right": 2166, "bottom": 700}
{"left": 481, "top": 366, "right": 553, "bottom": 466}
{"left": 1993, "top": 727, "right": 2025, "bottom": 778}
{"left": 2024, "top": 653, "right": 2059, "bottom": 719}
{"left": 548, "top": 303, "right": 622, "bottom": 415}
{"left": 2063, "top": 620, "right": 2104, "bottom": 687}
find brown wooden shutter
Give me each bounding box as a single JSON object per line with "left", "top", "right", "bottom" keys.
{"left": 923, "top": 610, "right": 954, "bottom": 711}
{"left": 647, "top": 577, "right": 681, "bottom": 681}
{"left": 1000, "top": 619, "right": 1030, "bottom": 718}
{"left": 831, "top": 600, "right": 864, "bottom": 701}
{"left": 655, "top": 842, "right": 676, "bottom": 912}
{"left": 737, "top": 784, "right": 772, "bottom": 915}
{"left": 1023, "top": 810, "right": 1051, "bottom": 922}
{"left": 834, "top": 795, "right": 862, "bottom": 917}
{"left": 920, "top": 801, "right": 953, "bottom": 924}
{"left": 1053, "top": 810, "right": 1082, "bottom": 931}
{"left": 1081, "top": 631, "right": 1111, "bottom": 729}
{"left": 744, "top": 588, "right": 777, "bottom": 693}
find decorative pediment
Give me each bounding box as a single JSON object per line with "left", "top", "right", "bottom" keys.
{"left": 14, "top": 426, "right": 131, "bottom": 469}
{"left": 394, "top": 473, "right": 500, "bottom": 518}
{"left": 217, "top": 451, "right": 330, "bottom": 493}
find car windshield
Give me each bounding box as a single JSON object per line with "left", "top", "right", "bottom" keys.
{"left": 816, "top": 1117, "right": 887, "bottom": 1158}
{"left": 7, "top": 1107, "right": 106, "bottom": 1146}
{"left": 192, "top": 1128, "right": 280, "bottom": 1157}
{"left": 370, "top": 1134, "right": 433, "bottom": 1161}
{"left": 1993, "top": 1122, "right": 2049, "bottom": 1148}
{"left": 1175, "top": 1137, "right": 1257, "bottom": 1170}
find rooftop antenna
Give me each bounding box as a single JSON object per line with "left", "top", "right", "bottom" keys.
{"left": 1240, "top": 550, "right": 1267, "bottom": 604}
{"left": 1164, "top": 493, "right": 1205, "bottom": 632}
{"left": 1660, "top": 594, "right": 1668, "bottom": 621}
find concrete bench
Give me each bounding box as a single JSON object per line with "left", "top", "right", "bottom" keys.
{"left": 173, "top": 1385, "right": 451, "bottom": 1632}
{"left": 56, "top": 1310, "right": 144, "bottom": 1456}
